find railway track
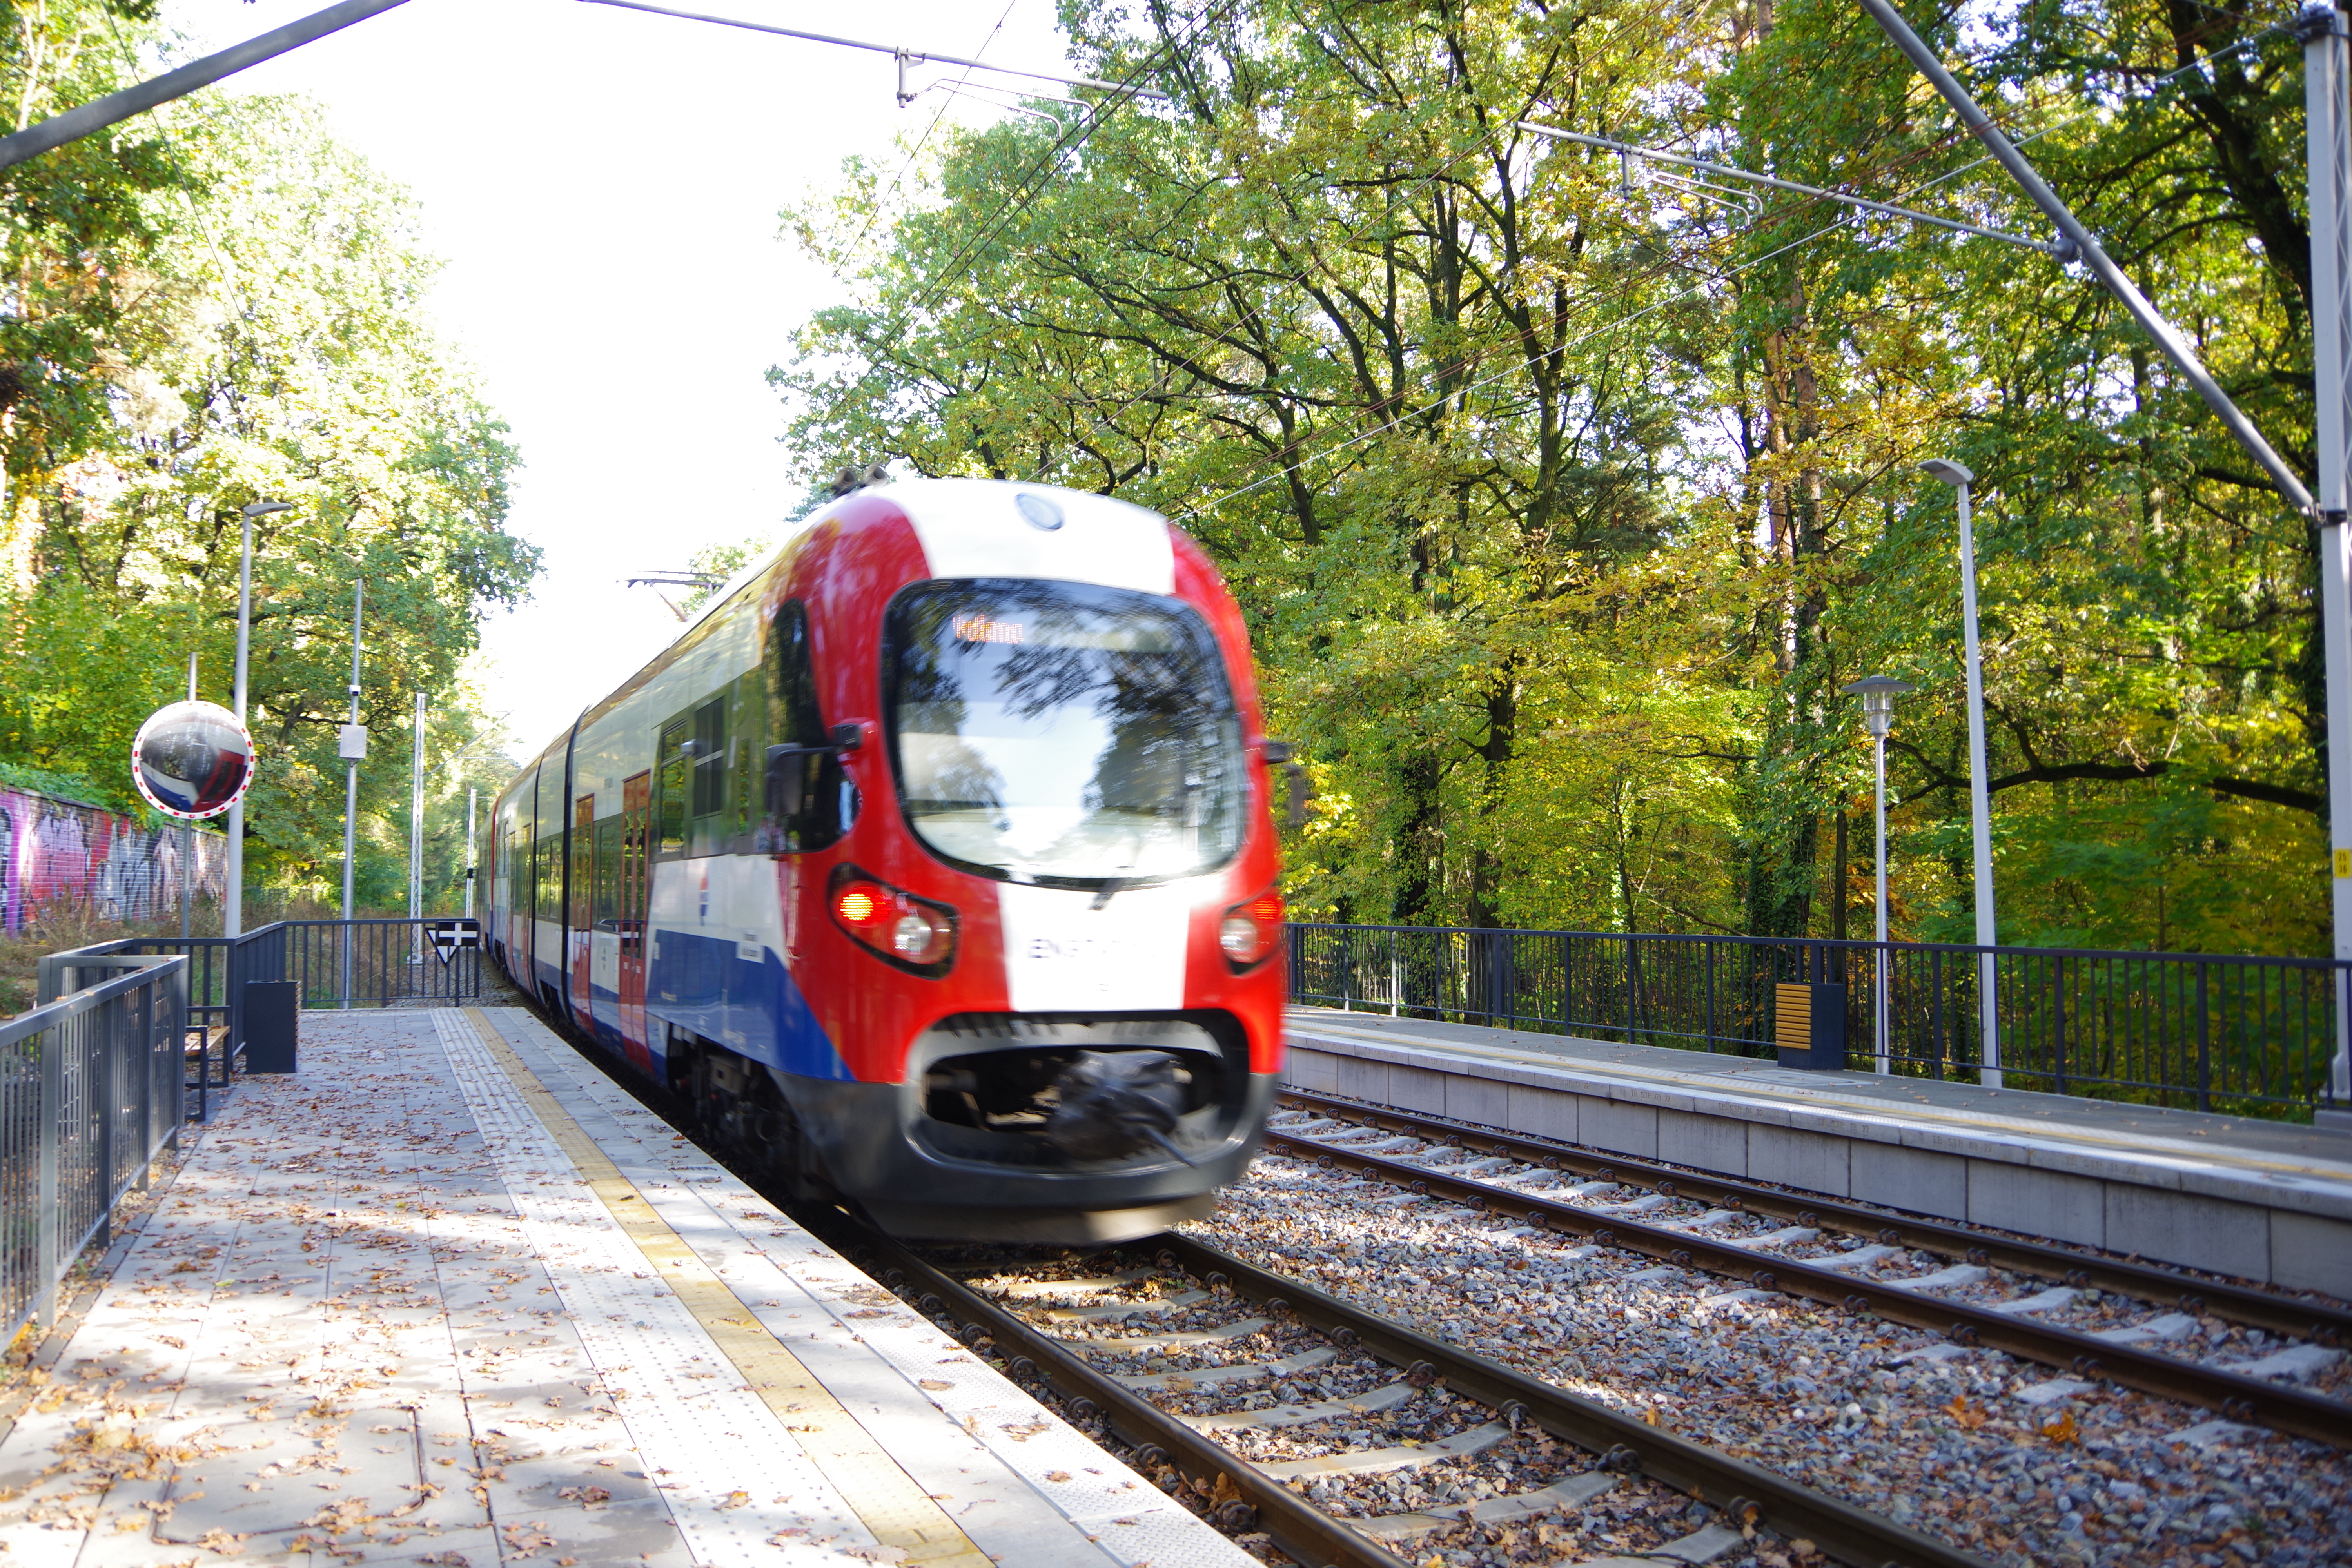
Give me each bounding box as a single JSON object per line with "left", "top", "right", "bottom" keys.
{"left": 806, "top": 1213, "right": 1993, "bottom": 1568}
{"left": 518, "top": 1000, "right": 1984, "bottom": 1568}
{"left": 1265, "top": 1089, "right": 2352, "bottom": 1448}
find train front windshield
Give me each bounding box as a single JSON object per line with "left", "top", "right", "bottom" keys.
{"left": 885, "top": 580, "right": 1245, "bottom": 887}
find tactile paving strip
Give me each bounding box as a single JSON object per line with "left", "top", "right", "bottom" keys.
{"left": 432, "top": 1011, "right": 883, "bottom": 1566}
{"left": 466, "top": 1008, "right": 1258, "bottom": 1568}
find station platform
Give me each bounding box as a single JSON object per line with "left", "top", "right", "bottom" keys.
{"left": 0, "top": 1006, "right": 1254, "bottom": 1568}
{"left": 1282, "top": 1006, "right": 2352, "bottom": 1296}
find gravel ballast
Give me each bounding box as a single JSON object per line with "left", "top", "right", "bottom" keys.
{"left": 1173, "top": 1134, "right": 2352, "bottom": 1568}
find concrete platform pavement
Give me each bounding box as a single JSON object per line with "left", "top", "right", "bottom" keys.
{"left": 0, "top": 1006, "right": 1254, "bottom": 1568}
{"left": 1283, "top": 1006, "right": 2352, "bottom": 1296}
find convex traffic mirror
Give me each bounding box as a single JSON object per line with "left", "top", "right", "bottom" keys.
{"left": 131, "top": 701, "right": 254, "bottom": 819}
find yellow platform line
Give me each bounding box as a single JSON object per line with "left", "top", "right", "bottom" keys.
{"left": 463, "top": 1009, "right": 989, "bottom": 1568}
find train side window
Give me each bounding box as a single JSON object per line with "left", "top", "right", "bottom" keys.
{"left": 534, "top": 833, "right": 563, "bottom": 921}
{"left": 571, "top": 797, "right": 593, "bottom": 928}
{"left": 690, "top": 694, "right": 728, "bottom": 854}
{"left": 763, "top": 600, "right": 851, "bottom": 853}
{"left": 656, "top": 719, "right": 690, "bottom": 857}
{"left": 730, "top": 669, "right": 762, "bottom": 850}
{"left": 593, "top": 816, "right": 622, "bottom": 927}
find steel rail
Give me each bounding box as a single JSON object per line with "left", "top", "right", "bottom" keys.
{"left": 800, "top": 1212, "right": 1414, "bottom": 1568}
{"left": 1279, "top": 1087, "right": 2352, "bottom": 1347}
{"left": 1261, "top": 1127, "right": 2352, "bottom": 1447}
{"left": 809, "top": 1210, "right": 1988, "bottom": 1568}
{"left": 1149, "top": 1232, "right": 1992, "bottom": 1568}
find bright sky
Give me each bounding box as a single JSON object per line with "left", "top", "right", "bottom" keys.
{"left": 165, "top": 0, "right": 1067, "bottom": 757}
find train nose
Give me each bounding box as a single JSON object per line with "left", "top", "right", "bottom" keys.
{"left": 1043, "top": 1050, "right": 1196, "bottom": 1165}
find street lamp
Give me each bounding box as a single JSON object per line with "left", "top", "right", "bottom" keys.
{"left": 1841, "top": 675, "right": 1915, "bottom": 1073}
{"left": 340, "top": 579, "right": 367, "bottom": 1011}
{"left": 1921, "top": 459, "right": 2002, "bottom": 1089}
{"left": 226, "top": 499, "right": 293, "bottom": 939}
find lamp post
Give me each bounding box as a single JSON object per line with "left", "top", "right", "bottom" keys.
{"left": 226, "top": 499, "right": 292, "bottom": 938}
{"left": 1920, "top": 460, "right": 2001, "bottom": 1088}
{"left": 1841, "top": 675, "right": 1915, "bottom": 1073}
{"left": 465, "top": 786, "right": 477, "bottom": 920}
{"left": 338, "top": 579, "right": 367, "bottom": 1009}
{"left": 409, "top": 691, "right": 425, "bottom": 926}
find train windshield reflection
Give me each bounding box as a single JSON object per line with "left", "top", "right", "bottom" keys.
{"left": 885, "top": 580, "right": 1243, "bottom": 887}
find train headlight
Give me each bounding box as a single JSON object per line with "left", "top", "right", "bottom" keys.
{"left": 893, "top": 909, "right": 951, "bottom": 963}
{"left": 828, "top": 866, "right": 958, "bottom": 976}
{"left": 1220, "top": 888, "right": 1283, "bottom": 969}
{"left": 1218, "top": 915, "right": 1258, "bottom": 959}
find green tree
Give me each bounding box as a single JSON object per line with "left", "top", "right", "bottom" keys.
{"left": 772, "top": 0, "right": 2332, "bottom": 957}
{"left": 0, "top": 17, "right": 537, "bottom": 899}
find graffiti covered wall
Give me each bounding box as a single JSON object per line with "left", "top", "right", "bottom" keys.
{"left": 0, "top": 786, "right": 226, "bottom": 933}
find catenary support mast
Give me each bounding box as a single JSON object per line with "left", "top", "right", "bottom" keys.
{"left": 2303, "top": 2, "right": 2352, "bottom": 1104}
{"left": 1859, "top": 0, "right": 2352, "bottom": 1102}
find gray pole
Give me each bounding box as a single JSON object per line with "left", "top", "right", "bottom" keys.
{"left": 0, "top": 0, "right": 413, "bottom": 174}
{"left": 226, "top": 500, "right": 290, "bottom": 939}
{"left": 1925, "top": 461, "right": 2002, "bottom": 1085}
{"left": 182, "top": 652, "right": 196, "bottom": 942}
{"left": 1873, "top": 729, "right": 1889, "bottom": 1074}
{"left": 226, "top": 511, "right": 249, "bottom": 938}
{"left": 1856, "top": 0, "right": 2316, "bottom": 515}
{"left": 1842, "top": 678, "right": 1913, "bottom": 1071}
{"left": 340, "top": 579, "right": 363, "bottom": 1010}
{"left": 409, "top": 691, "right": 425, "bottom": 924}
{"left": 2304, "top": 2, "right": 2352, "bottom": 1108}
{"left": 465, "top": 787, "right": 477, "bottom": 919}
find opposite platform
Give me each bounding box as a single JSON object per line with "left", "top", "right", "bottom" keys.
{"left": 0, "top": 1005, "right": 1252, "bottom": 1568}
{"left": 1283, "top": 1006, "right": 2352, "bottom": 1296}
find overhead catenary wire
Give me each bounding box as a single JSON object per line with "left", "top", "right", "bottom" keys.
{"left": 574, "top": 0, "right": 1163, "bottom": 99}
{"left": 903, "top": 0, "right": 1244, "bottom": 318}
{"left": 1171, "top": 211, "right": 1859, "bottom": 523}
{"left": 1517, "top": 123, "right": 2068, "bottom": 254}
{"left": 1170, "top": 11, "right": 2305, "bottom": 523}
{"left": 1080, "top": 24, "right": 2294, "bottom": 505}
{"left": 843, "top": 0, "right": 1023, "bottom": 263}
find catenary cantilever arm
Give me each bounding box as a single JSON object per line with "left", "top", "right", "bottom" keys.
{"left": 0, "top": 0, "right": 414, "bottom": 175}
{"left": 1856, "top": 0, "right": 2316, "bottom": 516}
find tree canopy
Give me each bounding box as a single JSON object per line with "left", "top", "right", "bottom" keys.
{"left": 0, "top": 0, "right": 535, "bottom": 907}
{"left": 774, "top": 0, "right": 2329, "bottom": 956}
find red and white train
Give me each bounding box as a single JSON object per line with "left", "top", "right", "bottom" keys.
{"left": 487, "top": 477, "right": 1287, "bottom": 1241}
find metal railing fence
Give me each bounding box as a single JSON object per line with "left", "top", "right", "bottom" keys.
{"left": 271, "top": 918, "right": 483, "bottom": 1010}
{"left": 43, "top": 919, "right": 482, "bottom": 1119}
{"left": 42, "top": 936, "right": 249, "bottom": 1120}
{"left": 0, "top": 954, "right": 183, "bottom": 1340}
{"left": 1285, "top": 923, "right": 2346, "bottom": 1118}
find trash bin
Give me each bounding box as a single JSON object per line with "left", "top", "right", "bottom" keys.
{"left": 245, "top": 980, "right": 298, "bottom": 1073}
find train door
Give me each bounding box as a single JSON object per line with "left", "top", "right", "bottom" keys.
{"left": 515, "top": 767, "right": 538, "bottom": 988}
{"left": 570, "top": 795, "right": 594, "bottom": 1019}
{"left": 619, "top": 771, "right": 651, "bottom": 1068}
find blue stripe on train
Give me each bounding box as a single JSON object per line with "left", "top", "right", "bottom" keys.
{"left": 645, "top": 928, "right": 854, "bottom": 1082}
